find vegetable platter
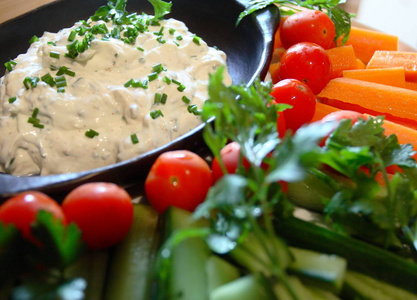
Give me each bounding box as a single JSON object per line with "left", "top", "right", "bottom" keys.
{"left": 2, "top": 0, "right": 417, "bottom": 300}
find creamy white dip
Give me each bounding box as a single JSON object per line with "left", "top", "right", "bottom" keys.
{"left": 0, "top": 13, "right": 231, "bottom": 175}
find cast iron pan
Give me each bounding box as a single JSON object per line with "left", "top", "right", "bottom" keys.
{"left": 0, "top": 0, "right": 280, "bottom": 201}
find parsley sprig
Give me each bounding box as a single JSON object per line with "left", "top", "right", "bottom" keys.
{"left": 238, "top": 0, "right": 353, "bottom": 45}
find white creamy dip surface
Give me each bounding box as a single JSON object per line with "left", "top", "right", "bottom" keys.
{"left": 0, "top": 15, "right": 231, "bottom": 175}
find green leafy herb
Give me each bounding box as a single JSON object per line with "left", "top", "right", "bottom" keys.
{"left": 148, "top": 0, "right": 172, "bottom": 20}
{"left": 237, "top": 0, "right": 353, "bottom": 45}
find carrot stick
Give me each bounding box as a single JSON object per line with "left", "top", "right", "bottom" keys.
{"left": 367, "top": 51, "right": 417, "bottom": 82}
{"left": 311, "top": 102, "right": 417, "bottom": 159}
{"left": 339, "top": 26, "right": 398, "bottom": 64}
{"left": 356, "top": 59, "right": 366, "bottom": 69}
{"left": 269, "top": 61, "right": 280, "bottom": 84}
{"left": 317, "top": 77, "right": 417, "bottom": 126}
{"left": 311, "top": 101, "right": 339, "bottom": 122}
{"left": 342, "top": 67, "right": 406, "bottom": 88}
{"left": 405, "top": 81, "right": 417, "bottom": 91}
{"left": 327, "top": 45, "right": 358, "bottom": 79}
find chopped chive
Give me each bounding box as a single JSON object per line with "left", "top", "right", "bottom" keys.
{"left": 41, "top": 73, "right": 56, "bottom": 87}
{"left": 68, "top": 30, "right": 77, "bottom": 41}
{"left": 27, "top": 108, "right": 44, "bottom": 128}
{"left": 150, "top": 110, "right": 163, "bottom": 119}
{"left": 176, "top": 35, "right": 183, "bottom": 41}
{"left": 187, "top": 104, "right": 201, "bottom": 115}
{"left": 148, "top": 72, "right": 158, "bottom": 81}
{"left": 55, "top": 75, "right": 67, "bottom": 88}
{"left": 152, "top": 63, "right": 165, "bottom": 74}
{"left": 23, "top": 76, "right": 40, "bottom": 89}
{"left": 8, "top": 97, "right": 17, "bottom": 103}
{"left": 137, "top": 46, "right": 144, "bottom": 52}
{"left": 169, "top": 28, "right": 176, "bottom": 35}
{"left": 163, "top": 76, "right": 171, "bottom": 84}
{"left": 192, "top": 35, "right": 202, "bottom": 45}
{"left": 131, "top": 133, "right": 139, "bottom": 144}
{"left": 29, "top": 35, "right": 39, "bottom": 44}
{"left": 154, "top": 93, "right": 162, "bottom": 104}
{"left": 57, "top": 87, "right": 66, "bottom": 93}
{"left": 47, "top": 41, "right": 57, "bottom": 46}
{"left": 31, "top": 107, "right": 39, "bottom": 118}
{"left": 160, "top": 93, "right": 167, "bottom": 104}
{"left": 182, "top": 95, "right": 191, "bottom": 104}
{"left": 173, "top": 41, "right": 180, "bottom": 47}
{"left": 157, "top": 36, "right": 166, "bottom": 44}
{"left": 124, "top": 79, "right": 134, "bottom": 87}
{"left": 56, "top": 66, "right": 75, "bottom": 77}
{"left": 85, "top": 129, "right": 99, "bottom": 138}
{"left": 4, "top": 60, "right": 17, "bottom": 72}
{"left": 177, "top": 84, "right": 186, "bottom": 92}
{"left": 49, "top": 51, "right": 60, "bottom": 59}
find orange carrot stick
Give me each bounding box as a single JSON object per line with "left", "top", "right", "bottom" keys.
{"left": 356, "top": 59, "right": 366, "bottom": 69}
{"left": 269, "top": 61, "right": 280, "bottom": 84}
{"left": 327, "top": 45, "right": 358, "bottom": 79}
{"left": 342, "top": 67, "right": 406, "bottom": 88}
{"left": 340, "top": 26, "right": 398, "bottom": 64}
{"left": 367, "top": 51, "right": 417, "bottom": 82}
{"left": 311, "top": 101, "right": 339, "bottom": 122}
{"left": 317, "top": 77, "right": 417, "bottom": 125}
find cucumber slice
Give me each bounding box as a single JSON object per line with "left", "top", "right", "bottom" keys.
{"left": 289, "top": 247, "right": 346, "bottom": 293}
{"left": 229, "top": 231, "right": 292, "bottom": 276}
{"left": 160, "top": 207, "right": 211, "bottom": 300}
{"left": 206, "top": 255, "right": 240, "bottom": 293}
{"left": 343, "top": 270, "right": 417, "bottom": 300}
{"left": 209, "top": 273, "right": 272, "bottom": 300}
{"left": 104, "top": 203, "right": 159, "bottom": 300}
{"left": 273, "top": 275, "right": 322, "bottom": 300}
{"left": 275, "top": 217, "right": 417, "bottom": 294}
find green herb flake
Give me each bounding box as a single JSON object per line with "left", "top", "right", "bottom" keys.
{"left": 29, "top": 35, "right": 39, "bottom": 44}
{"left": 131, "top": 133, "right": 139, "bottom": 144}
{"left": 23, "top": 76, "right": 40, "bottom": 90}
{"left": 148, "top": 72, "right": 159, "bottom": 81}
{"left": 192, "top": 35, "right": 201, "bottom": 45}
{"left": 4, "top": 60, "right": 17, "bottom": 72}
{"left": 150, "top": 109, "right": 163, "bottom": 119}
{"left": 181, "top": 95, "right": 191, "bottom": 104}
{"left": 8, "top": 97, "right": 17, "bottom": 103}
{"left": 85, "top": 129, "right": 99, "bottom": 138}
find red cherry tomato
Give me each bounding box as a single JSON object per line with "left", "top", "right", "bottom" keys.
{"left": 321, "top": 110, "right": 364, "bottom": 125}
{"left": 0, "top": 191, "right": 65, "bottom": 242}
{"left": 279, "top": 42, "right": 331, "bottom": 94}
{"left": 270, "top": 79, "right": 316, "bottom": 132}
{"left": 62, "top": 182, "right": 133, "bottom": 250}
{"left": 145, "top": 150, "right": 212, "bottom": 214}
{"left": 211, "top": 142, "right": 251, "bottom": 183}
{"left": 280, "top": 10, "right": 336, "bottom": 50}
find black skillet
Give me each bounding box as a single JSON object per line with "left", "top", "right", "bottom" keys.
{"left": 0, "top": 0, "right": 280, "bottom": 201}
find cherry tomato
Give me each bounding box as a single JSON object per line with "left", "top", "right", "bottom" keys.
{"left": 62, "top": 182, "right": 133, "bottom": 250}
{"left": 321, "top": 110, "right": 364, "bottom": 125}
{"left": 0, "top": 191, "right": 65, "bottom": 242}
{"left": 145, "top": 150, "right": 212, "bottom": 214}
{"left": 280, "top": 10, "right": 336, "bottom": 50}
{"left": 270, "top": 79, "right": 316, "bottom": 132}
{"left": 211, "top": 142, "right": 251, "bottom": 183}
{"left": 279, "top": 42, "right": 331, "bottom": 94}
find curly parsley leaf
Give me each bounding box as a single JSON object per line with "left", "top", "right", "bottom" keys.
{"left": 238, "top": 0, "right": 352, "bottom": 45}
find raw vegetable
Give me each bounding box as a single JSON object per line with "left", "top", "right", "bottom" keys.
{"left": 367, "top": 50, "right": 417, "bottom": 82}
{"left": 145, "top": 150, "right": 212, "bottom": 213}
{"left": 339, "top": 26, "right": 399, "bottom": 64}
{"left": 0, "top": 191, "right": 65, "bottom": 242}
{"left": 327, "top": 45, "right": 358, "bottom": 79}
{"left": 318, "top": 77, "right": 417, "bottom": 125}
{"left": 279, "top": 42, "right": 332, "bottom": 94}
{"left": 211, "top": 142, "right": 250, "bottom": 183}
{"left": 104, "top": 203, "right": 160, "bottom": 300}
{"left": 270, "top": 78, "right": 316, "bottom": 132}
{"left": 62, "top": 182, "right": 134, "bottom": 250}
{"left": 238, "top": 0, "right": 352, "bottom": 46}
{"left": 342, "top": 67, "right": 406, "bottom": 88}
{"left": 279, "top": 10, "right": 335, "bottom": 50}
